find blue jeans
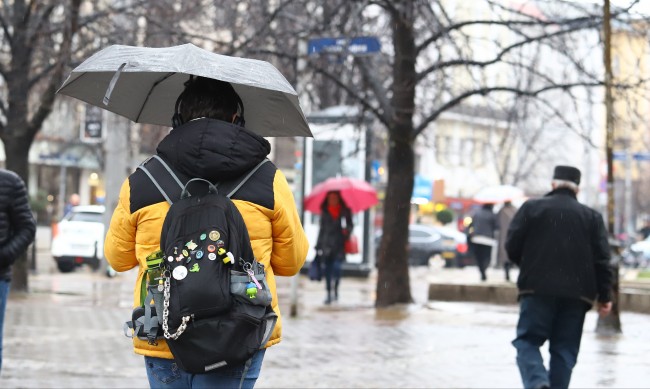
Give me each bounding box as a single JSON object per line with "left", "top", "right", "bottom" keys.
{"left": 512, "top": 295, "right": 589, "bottom": 389}
{"left": 0, "top": 280, "right": 9, "bottom": 373}
{"left": 145, "top": 349, "right": 265, "bottom": 389}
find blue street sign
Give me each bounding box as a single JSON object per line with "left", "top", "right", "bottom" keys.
{"left": 613, "top": 151, "right": 650, "bottom": 161}
{"left": 308, "top": 36, "right": 381, "bottom": 56}
{"left": 633, "top": 152, "right": 650, "bottom": 161}
{"left": 412, "top": 174, "right": 433, "bottom": 204}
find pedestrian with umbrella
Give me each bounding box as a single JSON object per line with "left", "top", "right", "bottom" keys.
{"left": 305, "top": 177, "right": 377, "bottom": 305}
{"left": 314, "top": 191, "right": 353, "bottom": 304}
{"left": 59, "top": 44, "right": 311, "bottom": 388}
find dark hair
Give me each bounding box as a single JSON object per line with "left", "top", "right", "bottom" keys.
{"left": 176, "top": 76, "right": 241, "bottom": 124}
{"left": 320, "top": 191, "right": 348, "bottom": 211}
{"left": 482, "top": 203, "right": 494, "bottom": 211}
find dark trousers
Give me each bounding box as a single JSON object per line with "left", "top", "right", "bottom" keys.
{"left": 324, "top": 255, "right": 343, "bottom": 302}
{"left": 504, "top": 260, "right": 513, "bottom": 281}
{"left": 512, "top": 294, "right": 589, "bottom": 389}
{"left": 473, "top": 244, "right": 492, "bottom": 280}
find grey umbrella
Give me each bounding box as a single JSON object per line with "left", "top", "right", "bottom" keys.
{"left": 57, "top": 43, "right": 312, "bottom": 137}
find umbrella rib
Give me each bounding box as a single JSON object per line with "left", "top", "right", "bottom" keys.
{"left": 134, "top": 72, "right": 178, "bottom": 123}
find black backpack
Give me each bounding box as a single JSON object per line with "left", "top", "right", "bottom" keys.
{"left": 132, "top": 155, "right": 276, "bottom": 375}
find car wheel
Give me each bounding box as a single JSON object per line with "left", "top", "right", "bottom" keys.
{"left": 56, "top": 259, "right": 76, "bottom": 273}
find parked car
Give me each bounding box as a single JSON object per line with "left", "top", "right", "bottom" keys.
{"left": 51, "top": 205, "right": 105, "bottom": 273}
{"left": 375, "top": 224, "right": 453, "bottom": 266}
{"left": 429, "top": 225, "right": 474, "bottom": 268}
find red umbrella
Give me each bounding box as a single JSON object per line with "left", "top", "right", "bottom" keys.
{"left": 304, "top": 177, "right": 378, "bottom": 214}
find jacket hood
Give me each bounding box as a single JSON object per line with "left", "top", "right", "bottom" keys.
{"left": 156, "top": 118, "right": 271, "bottom": 181}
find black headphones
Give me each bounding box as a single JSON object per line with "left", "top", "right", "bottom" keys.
{"left": 171, "top": 77, "right": 246, "bottom": 128}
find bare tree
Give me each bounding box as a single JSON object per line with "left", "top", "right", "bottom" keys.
{"left": 262, "top": 0, "right": 649, "bottom": 307}
{"left": 0, "top": 0, "right": 145, "bottom": 291}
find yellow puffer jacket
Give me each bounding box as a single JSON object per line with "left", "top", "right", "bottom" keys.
{"left": 104, "top": 118, "right": 308, "bottom": 359}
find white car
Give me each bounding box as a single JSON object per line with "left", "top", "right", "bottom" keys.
{"left": 51, "top": 205, "right": 105, "bottom": 273}
{"left": 627, "top": 237, "right": 650, "bottom": 267}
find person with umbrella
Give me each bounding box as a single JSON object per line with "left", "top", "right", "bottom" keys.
{"left": 103, "top": 76, "right": 308, "bottom": 388}
{"left": 315, "top": 191, "right": 354, "bottom": 304}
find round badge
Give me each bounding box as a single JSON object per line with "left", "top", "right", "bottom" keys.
{"left": 200, "top": 233, "right": 207, "bottom": 241}
{"left": 207, "top": 245, "right": 216, "bottom": 253}
{"left": 172, "top": 265, "right": 188, "bottom": 280}
{"left": 216, "top": 240, "right": 225, "bottom": 248}
{"left": 209, "top": 230, "right": 220, "bottom": 241}
{"left": 182, "top": 249, "right": 189, "bottom": 257}
{"left": 208, "top": 253, "right": 217, "bottom": 261}
{"left": 167, "top": 256, "right": 174, "bottom": 262}
{"left": 195, "top": 250, "right": 204, "bottom": 259}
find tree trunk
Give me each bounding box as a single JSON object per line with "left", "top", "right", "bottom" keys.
{"left": 376, "top": 2, "right": 417, "bottom": 307}
{"left": 376, "top": 137, "right": 415, "bottom": 307}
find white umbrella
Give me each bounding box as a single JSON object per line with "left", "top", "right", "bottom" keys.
{"left": 473, "top": 185, "right": 524, "bottom": 204}
{"left": 57, "top": 43, "right": 312, "bottom": 137}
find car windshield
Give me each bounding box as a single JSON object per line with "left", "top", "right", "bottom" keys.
{"left": 67, "top": 212, "right": 103, "bottom": 223}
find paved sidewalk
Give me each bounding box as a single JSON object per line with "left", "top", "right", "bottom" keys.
{"left": 1, "top": 262, "right": 649, "bottom": 388}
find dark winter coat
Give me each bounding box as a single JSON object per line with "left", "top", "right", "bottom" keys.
{"left": 315, "top": 202, "right": 353, "bottom": 261}
{"left": 505, "top": 187, "right": 612, "bottom": 304}
{"left": 471, "top": 207, "right": 498, "bottom": 238}
{"left": 0, "top": 169, "right": 36, "bottom": 281}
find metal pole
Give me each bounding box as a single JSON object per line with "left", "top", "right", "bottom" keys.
{"left": 604, "top": 0, "right": 615, "bottom": 235}
{"left": 289, "top": 38, "right": 308, "bottom": 317}
{"left": 597, "top": 0, "right": 622, "bottom": 334}
{"left": 58, "top": 164, "right": 67, "bottom": 219}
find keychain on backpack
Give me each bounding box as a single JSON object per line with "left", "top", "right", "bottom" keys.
{"left": 246, "top": 282, "right": 257, "bottom": 298}
{"left": 244, "top": 262, "right": 263, "bottom": 290}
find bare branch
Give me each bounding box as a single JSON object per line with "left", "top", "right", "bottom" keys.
{"left": 416, "top": 18, "right": 602, "bottom": 82}
{"left": 414, "top": 81, "right": 603, "bottom": 137}
{"left": 353, "top": 56, "right": 393, "bottom": 123}
{"left": 28, "top": 0, "right": 81, "bottom": 135}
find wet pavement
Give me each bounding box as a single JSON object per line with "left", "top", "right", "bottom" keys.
{"left": 1, "top": 227, "right": 649, "bottom": 388}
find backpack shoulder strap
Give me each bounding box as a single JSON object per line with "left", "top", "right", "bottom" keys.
{"left": 225, "top": 158, "right": 270, "bottom": 198}
{"left": 137, "top": 155, "right": 184, "bottom": 204}
{"left": 138, "top": 156, "right": 269, "bottom": 203}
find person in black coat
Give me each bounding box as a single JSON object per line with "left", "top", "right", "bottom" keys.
{"left": 468, "top": 203, "right": 498, "bottom": 281}
{"left": 0, "top": 169, "right": 36, "bottom": 372}
{"left": 506, "top": 165, "right": 613, "bottom": 389}
{"left": 315, "top": 191, "right": 353, "bottom": 304}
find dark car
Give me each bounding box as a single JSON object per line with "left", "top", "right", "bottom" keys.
{"left": 430, "top": 225, "right": 474, "bottom": 268}
{"left": 376, "top": 224, "right": 445, "bottom": 266}
{"left": 376, "top": 224, "right": 474, "bottom": 267}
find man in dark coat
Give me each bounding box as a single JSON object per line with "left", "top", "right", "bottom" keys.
{"left": 468, "top": 203, "right": 498, "bottom": 281}
{"left": 506, "top": 165, "right": 612, "bottom": 389}
{"left": 0, "top": 169, "right": 36, "bottom": 371}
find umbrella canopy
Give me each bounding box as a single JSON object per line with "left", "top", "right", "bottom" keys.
{"left": 304, "top": 177, "right": 378, "bottom": 214}
{"left": 57, "top": 43, "right": 312, "bottom": 137}
{"left": 473, "top": 185, "right": 524, "bottom": 204}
